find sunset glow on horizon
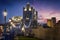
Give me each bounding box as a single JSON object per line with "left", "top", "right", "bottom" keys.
{"left": 0, "top": 0, "right": 60, "bottom": 23}
{"left": 38, "top": 8, "right": 60, "bottom": 23}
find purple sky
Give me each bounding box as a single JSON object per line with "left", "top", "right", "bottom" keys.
{"left": 0, "top": 0, "right": 60, "bottom": 23}
{"left": 32, "top": 0, "right": 60, "bottom": 23}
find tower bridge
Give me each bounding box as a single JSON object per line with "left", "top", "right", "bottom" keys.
{"left": 6, "top": 3, "right": 38, "bottom": 35}
{"left": 23, "top": 2, "right": 38, "bottom": 28}
{"left": 8, "top": 2, "right": 38, "bottom": 29}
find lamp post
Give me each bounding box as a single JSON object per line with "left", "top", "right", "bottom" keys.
{"left": 3, "top": 9, "right": 7, "bottom": 40}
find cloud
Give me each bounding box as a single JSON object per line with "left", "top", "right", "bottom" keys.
{"left": 38, "top": 8, "right": 60, "bottom": 23}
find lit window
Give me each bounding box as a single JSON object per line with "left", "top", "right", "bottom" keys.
{"left": 18, "top": 19, "right": 20, "bottom": 20}
{"left": 34, "top": 11, "right": 36, "bottom": 15}
{"left": 24, "top": 8, "right": 27, "bottom": 11}
{"left": 29, "top": 7, "right": 31, "bottom": 11}
{"left": 22, "top": 27, "right": 25, "bottom": 32}
{"left": 26, "top": 17, "right": 29, "bottom": 20}
{"left": 9, "top": 19, "right": 11, "bottom": 22}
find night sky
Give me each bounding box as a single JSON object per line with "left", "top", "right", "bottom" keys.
{"left": 0, "top": 0, "right": 60, "bottom": 23}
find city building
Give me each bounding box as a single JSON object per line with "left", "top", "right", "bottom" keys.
{"left": 47, "top": 17, "right": 56, "bottom": 28}
{"left": 47, "top": 19, "right": 53, "bottom": 27}
{"left": 23, "top": 2, "right": 38, "bottom": 28}
{"left": 51, "top": 17, "right": 56, "bottom": 27}
{"left": 53, "top": 20, "right": 60, "bottom": 40}
{"left": 11, "top": 16, "right": 23, "bottom": 23}
{"left": 8, "top": 16, "right": 23, "bottom": 28}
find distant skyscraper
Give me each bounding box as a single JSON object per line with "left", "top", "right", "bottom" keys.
{"left": 51, "top": 17, "right": 56, "bottom": 24}
{"left": 51, "top": 17, "right": 56, "bottom": 26}
{"left": 47, "top": 17, "right": 56, "bottom": 27}
{"left": 23, "top": 2, "right": 38, "bottom": 28}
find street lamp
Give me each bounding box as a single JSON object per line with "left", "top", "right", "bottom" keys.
{"left": 3, "top": 9, "right": 7, "bottom": 24}
{"left": 3, "top": 9, "right": 7, "bottom": 40}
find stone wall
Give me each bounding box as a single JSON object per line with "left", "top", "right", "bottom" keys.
{"left": 32, "top": 27, "right": 46, "bottom": 39}
{"left": 32, "top": 26, "right": 54, "bottom": 40}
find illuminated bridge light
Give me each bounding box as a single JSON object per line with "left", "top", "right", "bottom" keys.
{"left": 29, "top": 7, "right": 31, "bottom": 11}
